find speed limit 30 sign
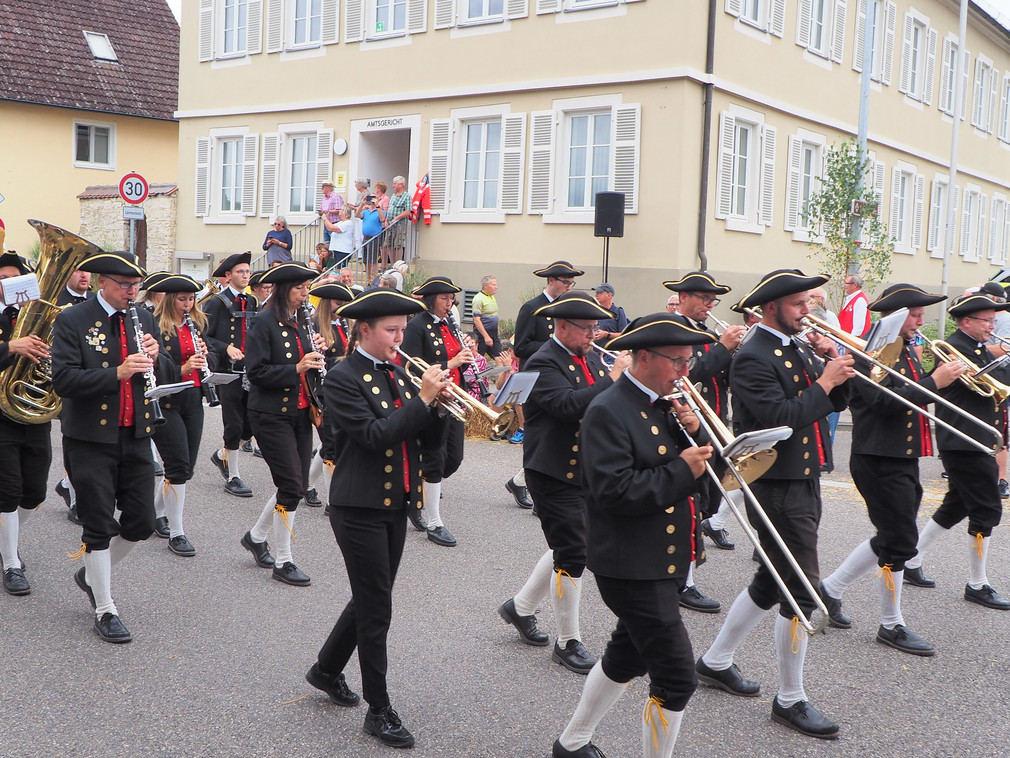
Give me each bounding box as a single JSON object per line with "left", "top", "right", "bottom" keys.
{"left": 119, "top": 172, "right": 149, "bottom": 205}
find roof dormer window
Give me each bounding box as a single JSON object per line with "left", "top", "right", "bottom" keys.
{"left": 83, "top": 31, "right": 118, "bottom": 62}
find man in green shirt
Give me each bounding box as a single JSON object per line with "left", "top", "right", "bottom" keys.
{"left": 472, "top": 275, "right": 502, "bottom": 357}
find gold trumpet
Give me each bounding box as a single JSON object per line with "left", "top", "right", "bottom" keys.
{"left": 590, "top": 341, "right": 620, "bottom": 360}
{"left": 918, "top": 331, "right": 1010, "bottom": 403}
{"left": 197, "top": 277, "right": 224, "bottom": 307}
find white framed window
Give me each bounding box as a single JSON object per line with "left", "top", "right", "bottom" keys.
{"left": 536, "top": 0, "right": 644, "bottom": 14}
{"left": 853, "top": 0, "right": 896, "bottom": 85}
{"left": 288, "top": 134, "right": 318, "bottom": 212}
{"left": 219, "top": 138, "right": 245, "bottom": 212}
{"left": 346, "top": 0, "right": 426, "bottom": 41}
{"left": 888, "top": 161, "right": 924, "bottom": 255}
{"left": 194, "top": 130, "right": 260, "bottom": 222}
{"left": 998, "top": 75, "right": 1010, "bottom": 143}
{"left": 960, "top": 183, "right": 985, "bottom": 262}
{"left": 796, "top": 0, "right": 846, "bottom": 63}
{"left": 374, "top": 0, "right": 408, "bottom": 33}
{"left": 201, "top": 0, "right": 263, "bottom": 60}
{"left": 971, "top": 54, "right": 998, "bottom": 134}
{"left": 83, "top": 31, "right": 118, "bottom": 62}
{"left": 221, "top": 0, "right": 249, "bottom": 54}
{"left": 292, "top": 0, "right": 322, "bottom": 45}
{"left": 565, "top": 111, "right": 611, "bottom": 209}
{"left": 434, "top": 0, "right": 528, "bottom": 29}
{"left": 466, "top": 0, "right": 504, "bottom": 21}
{"left": 785, "top": 130, "right": 826, "bottom": 240}
{"left": 716, "top": 106, "right": 776, "bottom": 234}
{"left": 725, "top": 0, "right": 786, "bottom": 37}
{"left": 462, "top": 121, "right": 502, "bottom": 210}
{"left": 926, "top": 175, "right": 958, "bottom": 259}
{"left": 257, "top": 124, "right": 333, "bottom": 220}
{"left": 73, "top": 121, "right": 115, "bottom": 169}
{"left": 939, "top": 35, "right": 969, "bottom": 119}
{"left": 898, "top": 10, "right": 935, "bottom": 104}
{"left": 988, "top": 194, "right": 1009, "bottom": 266}
{"left": 265, "top": 0, "right": 338, "bottom": 52}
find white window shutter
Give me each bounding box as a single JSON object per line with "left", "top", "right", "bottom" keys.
{"left": 898, "top": 13, "right": 913, "bottom": 94}
{"left": 873, "top": 160, "right": 885, "bottom": 205}
{"left": 989, "top": 197, "right": 1000, "bottom": 260}
{"left": 199, "top": 0, "right": 214, "bottom": 61}
{"left": 1001, "top": 76, "right": 1010, "bottom": 141}
{"left": 939, "top": 38, "right": 952, "bottom": 113}
{"left": 972, "top": 59, "right": 984, "bottom": 127}
{"left": 724, "top": 0, "right": 741, "bottom": 16}
{"left": 265, "top": 0, "right": 284, "bottom": 52}
{"left": 960, "top": 191, "right": 971, "bottom": 256}
{"left": 759, "top": 125, "right": 776, "bottom": 226}
{"left": 888, "top": 167, "right": 901, "bottom": 236}
{"left": 507, "top": 0, "right": 528, "bottom": 20}
{"left": 242, "top": 134, "right": 259, "bottom": 217}
{"left": 428, "top": 119, "right": 451, "bottom": 214}
{"left": 923, "top": 28, "right": 936, "bottom": 105}
{"left": 500, "top": 114, "right": 526, "bottom": 214}
{"left": 322, "top": 0, "right": 339, "bottom": 44}
{"left": 408, "top": 0, "right": 427, "bottom": 33}
{"left": 345, "top": 0, "right": 364, "bottom": 42}
{"left": 852, "top": 0, "right": 865, "bottom": 72}
{"left": 796, "top": 0, "right": 811, "bottom": 48}
{"left": 912, "top": 173, "right": 924, "bottom": 249}
{"left": 537, "top": 0, "right": 561, "bottom": 13}
{"left": 612, "top": 104, "right": 641, "bottom": 215}
{"left": 715, "top": 112, "right": 736, "bottom": 219}
{"left": 927, "top": 180, "right": 941, "bottom": 252}
{"left": 528, "top": 111, "right": 555, "bottom": 215}
{"left": 881, "top": 1, "right": 896, "bottom": 86}
{"left": 259, "top": 133, "right": 279, "bottom": 217}
{"left": 784, "top": 136, "right": 802, "bottom": 231}
{"left": 977, "top": 193, "right": 988, "bottom": 259}
{"left": 961, "top": 50, "right": 970, "bottom": 120}
{"left": 314, "top": 129, "right": 333, "bottom": 211}
{"left": 247, "top": 0, "right": 264, "bottom": 54}
{"left": 988, "top": 67, "right": 998, "bottom": 133}
{"left": 1003, "top": 201, "right": 1010, "bottom": 264}
{"left": 194, "top": 137, "right": 211, "bottom": 217}
{"left": 435, "top": 0, "right": 456, "bottom": 28}
{"left": 770, "top": 0, "right": 786, "bottom": 37}
{"left": 831, "top": 0, "right": 847, "bottom": 64}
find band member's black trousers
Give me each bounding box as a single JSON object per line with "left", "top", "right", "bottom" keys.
{"left": 218, "top": 378, "right": 251, "bottom": 450}
{"left": 0, "top": 417, "right": 51, "bottom": 513}
{"left": 317, "top": 409, "right": 335, "bottom": 462}
{"left": 935, "top": 449, "right": 1003, "bottom": 537}
{"left": 850, "top": 454, "right": 921, "bottom": 571}
{"left": 420, "top": 416, "right": 463, "bottom": 483}
{"left": 526, "top": 468, "right": 587, "bottom": 577}
{"left": 65, "top": 428, "right": 155, "bottom": 551}
{"left": 250, "top": 408, "right": 312, "bottom": 509}
{"left": 318, "top": 505, "right": 408, "bottom": 710}
{"left": 153, "top": 387, "right": 204, "bottom": 484}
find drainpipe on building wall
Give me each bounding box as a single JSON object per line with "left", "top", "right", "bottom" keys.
{"left": 696, "top": 0, "right": 718, "bottom": 272}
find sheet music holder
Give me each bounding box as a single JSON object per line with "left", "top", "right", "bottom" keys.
{"left": 863, "top": 307, "right": 907, "bottom": 353}
{"left": 493, "top": 371, "right": 539, "bottom": 406}
{"left": 145, "top": 380, "right": 195, "bottom": 400}
{"left": 204, "top": 372, "right": 241, "bottom": 386}
{"left": 722, "top": 426, "right": 793, "bottom": 459}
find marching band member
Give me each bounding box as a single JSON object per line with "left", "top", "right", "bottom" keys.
{"left": 401, "top": 276, "right": 473, "bottom": 546}
{"left": 552, "top": 314, "right": 715, "bottom": 758}
{"left": 56, "top": 267, "right": 92, "bottom": 306}
{"left": 239, "top": 262, "right": 324, "bottom": 586}
{"left": 696, "top": 269, "right": 853, "bottom": 739}
{"left": 308, "top": 288, "right": 449, "bottom": 749}
{"left": 53, "top": 251, "right": 168, "bottom": 643}
{"left": 903, "top": 292, "right": 1010, "bottom": 609}
{"left": 204, "top": 252, "right": 256, "bottom": 497}
{"left": 500, "top": 291, "right": 630, "bottom": 676}
{"left": 249, "top": 270, "right": 273, "bottom": 307}
{"left": 0, "top": 253, "right": 51, "bottom": 595}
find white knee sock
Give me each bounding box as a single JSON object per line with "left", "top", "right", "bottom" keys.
{"left": 821, "top": 539, "right": 877, "bottom": 598}
{"left": 154, "top": 479, "right": 167, "bottom": 519}
{"left": 512, "top": 469, "right": 526, "bottom": 487}
{"left": 423, "top": 481, "right": 443, "bottom": 529}
{"left": 17, "top": 506, "right": 35, "bottom": 529}
{"left": 643, "top": 701, "right": 684, "bottom": 758}
{"left": 63, "top": 476, "right": 77, "bottom": 507}
{"left": 308, "top": 449, "right": 324, "bottom": 488}
{"left": 702, "top": 589, "right": 769, "bottom": 670}
{"left": 552, "top": 570, "right": 583, "bottom": 645}
{"left": 709, "top": 488, "right": 740, "bottom": 531}
{"left": 905, "top": 519, "right": 948, "bottom": 569}
{"left": 775, "top": 613, "right": 808, "bottom": 707}
{"left": 878, "top": 566, "right": 904, "bottom": 629}
{"left": 165, "top": 482, "right": 186, "bottom": 539}
{"left": 968, "top": 534, "right": 990, "bottom": 590}
{"left": 513, "top": 549, "right": 554, "bottom": 616}
{"left": 559, "top": 662, "right": 628, "bottom": 751}
{"left": 273, "top": 508, "right": 296, "bottom": 565}
{"left": 85, "top": 548, "right": 116, "bottom": 617}
{"left": 250, "top": 495, "right": 277, "bottom": 542}
{"left": 0, "top": 512, "right": 19, "bottom": 570}
{"left": 109, "top": 535, "right": 137, "bottom": 567}
{"left": 684, "top": 561, "right": 696, "bottom": 589}
{"left": 222, "top": 446, "right": 241, "bottom": 480}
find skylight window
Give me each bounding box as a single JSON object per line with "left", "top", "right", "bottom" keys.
{"left": 83, "top": 31, "right": 118, "bottom": 62}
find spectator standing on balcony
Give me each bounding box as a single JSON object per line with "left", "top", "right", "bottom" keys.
{"left": 385, "top": 176, "right": 412, "bottom": 263}
{"left": 325, "top": 207, "right": 355, "bottom": 270}
{"left": 357, "top": 196, "right": 385, "bottom": 283}
{"left": 472, "top": 275, "right": 503, "bottom": 358}
{"left": 374, "top": 182, "right": 391, "bottom": 266}
{"left": 349, "top": 178, "right": 370, "bottom": 210}
{"left": 318, "top": 182, "right": 344, "bottom": 246}
{"left": 263, "top": 217, "right": 293, "bottom": 267}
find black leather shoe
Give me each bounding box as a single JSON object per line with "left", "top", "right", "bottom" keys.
{"left": 552, "top": 639, "right": 596, "bottom": 674}
{"left": 240, "top": 440, "right": 254, "bottom": 453}
{"left": 67, "top": 505, "right": 83, "bottom": 525}
{"left": 304, "top": 488, "right": 322, "bottom": 507}
{"left": 363, "top": 706, "right": 415, "bottom": 749}
{"left": 224, "top": 477, "right": 253, "bottom": 497}
{"left": 407, "top": 506, "right": 427, "bottom": 532}
{"left": 153, "top": 516, "right": 170, "bottom": 539}
{"left": 2, "top": 567, "right": 30, "bottom": 596}
{"left": 505, "top": 478, "right": 534, "bottom": 509}
{"left": 74, "top": 567, "right": 96, "bottom": 609}
{"left": 552, "top": 739, "right": 607, "bottom": 757}
{"left": 94, "top": 612, "right": 133, "bottom": 644}
{"left": 964, "top": 583, "right": 1010, "bottom": 610}
{"left": 210, "top": 450, "right": 229, "bottom": 481}
{"left": 771, "top": 698, "right": 839, "bottom": 740}
{"left": 272, "top": 561, "right": 311, "bottom": 586}
{"left": 695, "top": 657, "right": 761, "bottom": 697}
{"left": 305, "top": 663, "right": 360, "bottom": 707}
{"left": 153, "top": 460, "right": 164, "bottom": 478}
{"left": 701, "top": 518, "right": 735, "bottom": 550}
{"left": 876, "top": 624, "right": 936, "bottom": 656}
{"left": 253, "top": 447, "right": 265, "bottom": 459}
{"left": 241, "top": 531, "right": 275, "bottom": 568}
{"left": 55, "top": 480, "right": 72, "bottom": 509}
{"left": 498, "top": 598, "right": 549, "bottom": 646}
{"left": 903, "top": 566, "right": 936, "bottom": 588}
{"left": 1000, "top": 479, "right": 1010, "bottom": 499}
{"left": 427, "top": 525, "right": 456, "bottom": 547}
{"left": 818, "top": 581, "right": 851, "bottom": 629}
{"left": 168, "top": 535, "right": 196, "bottom": 557}
{"left": 679, "top": 584, "right": 721, "bottom": 613}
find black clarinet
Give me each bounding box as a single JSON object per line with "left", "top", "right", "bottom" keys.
{"left": 446, "top": 312, "right": 480, "bottom": 395}
{"left": 298, "top": 303, "right": 325, "bottom": 413}
{"left": 126, "top": 302, "right": 167, "bottom": 426}
{"left": 182, "top": 311, "right": 220, "bottom": 408}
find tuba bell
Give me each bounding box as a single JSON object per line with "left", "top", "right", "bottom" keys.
{"left": 0, "top": 220, "right": 102, "bottom": 423}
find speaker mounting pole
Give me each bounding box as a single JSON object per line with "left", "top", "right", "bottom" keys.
{"left": 594, "top": 191, "right": 625, "bottom": 284}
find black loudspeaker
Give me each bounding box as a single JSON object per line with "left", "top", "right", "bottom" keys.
{"left": 594, "top": 192, "right": 625, "bottom": 238}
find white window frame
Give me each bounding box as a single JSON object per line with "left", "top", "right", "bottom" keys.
{"left": 796, "top": 0, "right": 846, "bottom": 63}
{"left": 371, "top": 0, "right": 409, "bottom": 36}
{"left": 725, "top": 0, "right": 786, "bottom": 37}
{"left": 536, "top": 0, "right": 643, "bottom": 14}
{"left": 83, "top": 31, "right": 119, "bottom": 62}
{"left": 939, "top": 34, "right": 970, "bottom": 119}
{"left": 290, "top": 0, "right": 323, "bottom": 47}
{"left": 715, "top": 105, "right": 776, "bottom": 234}
{"left": 72, "top": 120, "right": 116, "bottom": 170}
{"left": 961, "top": 183, "right": 984, "bottom": 263}
{"left": 218, "top": 137, "right": 246, "bottom": 214}
{"left": 202, "top": 0, "right": 263, "bottom": 61}
{"left": 258, "top": 122, "right": 333, "bottom": 222}
{"left": 971, "top": 53, "right": 998, "bottom": 134}
{"left": 784, "top": 129, "right": 826, "bottom": 242}
{"left": 265, "top": 0, "right": 338, "bottom": 52}
{"left": 852, "top": 0, "right": 896, "bottom": 85}
{"left": 988, "top": 193, "right": 1008, "bottom": 266}
{"left": 898, "top": 9, "right": 935, "bottom": 105}
{"left": 888, "top": 160, "right": 924, "bottom": 255}
{"left": 196, "top": 127, "right": 260, "bottom": 224}
{"left": 998, "top": 74, "right": 1010, "bottom": 144}
{"left": 926, "top": 174, "right": 958, "bottom": 259}
{"left": 219, "top": 0, "right": 249, "bottom": 55}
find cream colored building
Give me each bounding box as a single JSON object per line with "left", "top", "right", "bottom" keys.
{"left": 175, "top": 0, "right": 1010, "bottom": 314}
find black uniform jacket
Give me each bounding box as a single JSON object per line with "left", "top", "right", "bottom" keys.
{"left": 157, "top": 322, "right": 221, "bottom": 383}
{"left": 583, "top": 374, "right": 708, "bottom": 581}
{"left": 315, "top": 317, "right": 350, "bottom": 371}
{"left": 401, "top": 311, "right": 463, "bottom": 382}
{"left": 514, "top": 292, "right": 554, "bottom": 367}
{"left": 0, "top": 309, "right": 16, "bottom": 373}
{"left": 325, "top": 350, "right": 440, "bottom": 512}
{"left": 850, "top": 344, "right": 937, "bottom": 458}
{"left": 730, "top": 326, "right": 848, "bottom": 478}
{"left": 53, "top": 296, "right": 170, "bottom": 442}
{"left": 933, "top": 328, "right": 1008, "bottom": 453}
{"left": 523, "top": 338, "right": 613, "bottom": 484}
{"left": 245, "top": 310, "right": 315, "bottom": 415}
{"left": 672, "top": 314, "right": 733, "bottom": 421}
{"left": 55, "top": 289, "right": 91, "bottom": 307}
{"left": 203, "top": 289, "right": 258, "bottom": 373}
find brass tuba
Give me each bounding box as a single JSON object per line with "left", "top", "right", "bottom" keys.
{"left": 0, "top": 220, "right": 102, "bottom": 423}
{"left": 197, "top": 277, "right": 224, "bottom": 306}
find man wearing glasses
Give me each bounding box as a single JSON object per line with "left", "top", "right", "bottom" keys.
{"left": 839, "top": 273, "right": 871, "bottom": 338}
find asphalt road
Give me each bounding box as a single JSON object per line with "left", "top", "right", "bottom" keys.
{"left": 2, "top": 410, "right": 1009, "bottom": 757}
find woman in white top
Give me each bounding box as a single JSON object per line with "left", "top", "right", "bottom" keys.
{"left": 324, "top": 207, "right": 355, "bottom": 268}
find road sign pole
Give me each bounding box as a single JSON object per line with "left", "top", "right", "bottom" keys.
{"left": 130, "top": 219, "right": 136, "bottom": 259}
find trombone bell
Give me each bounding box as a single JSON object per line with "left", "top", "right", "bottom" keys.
{"left": 720, "top": 449, "right": 778, "bottom": 491}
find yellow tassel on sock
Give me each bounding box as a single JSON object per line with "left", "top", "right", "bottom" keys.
{"left": 643, "top": 696, "right": 669, "bottom": 750}
{"left": 555, "top": 568, "right": 577, "bottom": 599}
{"left": 975, "top": 532, "right": 984, "bottom": 559}
{"left": 876, "top": 564, "right": 896, "bottom": 605}
{"left": 67, "top": 542, "right": 87, "bottom": 561}
{"left": 275, "top": 505, "right": 295, "bottom": 541}
{"left": 790, "top": 615, "right": 806, "bottom": 654}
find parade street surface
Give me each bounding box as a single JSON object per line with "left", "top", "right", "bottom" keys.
{"left": 3, "top": 410, "right": 1009, "bottom": 758}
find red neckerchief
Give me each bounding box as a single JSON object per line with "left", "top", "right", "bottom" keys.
{"left": 178, "top": 325, "right": 202, "bottom": 387}
{"left": 438, "top": 322, "right": 462, "bottom": 386}
{"left": 905, "top": 348, "right": 932, "bottom": 457}
{"left": 380, "top": 366, "right": 411, "bottom": 493}
{"left": 112, "top": 313, "right": 135, "bottom": 427}
{"left": 571, "top": 354, "right": 595, "bottom": 385}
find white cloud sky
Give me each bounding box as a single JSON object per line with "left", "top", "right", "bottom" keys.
{"left": 167, "top": 0, "right": 181, "bottom": 23}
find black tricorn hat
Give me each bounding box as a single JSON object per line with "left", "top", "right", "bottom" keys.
{"left": 141, "top": 271, "right": 172, "bottom": 290}
{"left": 869, "top": 284, "right": 947, "bottom": 313}
{"left": 533, "top": 260, "right": 585, "bottom": 278}
{"left": 0, "top": 253, "right": 31, "bottom": 275}
{"left": 533, "top": 290, "right": 612, "bottom": 320}
{"left": 145, "top": 273, "right": 201, "bottom": 294}
{"left": 212, "top": 252, "right": 252, "bottom": 278}
{"left": 248, "top": 270, "right": 269, "bottom": 288}
{"left": 309, "top": 282, "right": 355, "bottom": 302}
{"left": 260, "top": 262, "right": 316, "bottom": 285}
{"left": 411, "top": 276, "right": 461, "bottom": 297}
{"left": 734, "top": 269, "right": 830, "bottom": 311}
{"left": 336, "top": 287, "right": 427, "bottom": 319}
{"left": 948, "top": 293, "right": 1010, "bottom": 317}
{"left": 79, "top": 251, "right": 146, "bottom": 278}
{"left": 662, "top": 271, "right": 731, "bottom": 295}
{"left": 605, "top": 313, "right": 717, "bottom": 351}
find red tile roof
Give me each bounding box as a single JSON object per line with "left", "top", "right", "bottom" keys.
{"left": 77, "top": 183, "right": 178, "bottom": 200}
{"left": 0, "top": 0, "right": 179, "bottom": 121}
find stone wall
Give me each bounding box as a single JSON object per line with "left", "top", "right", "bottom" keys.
{"left": 79, "top": 193, "right": 177, "bottom": 271}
